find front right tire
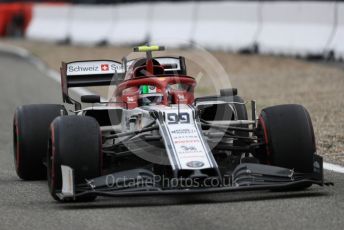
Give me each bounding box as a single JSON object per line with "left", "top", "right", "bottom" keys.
{"left": 13, "top": 104, "right": 66, "bottom": 180}
{"left": 258, "top": 104, "right": 316, "bottom": 173}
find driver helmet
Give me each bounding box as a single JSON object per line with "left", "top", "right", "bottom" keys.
{"left": 138, "top": 85, "right": 163, "bottom": 106}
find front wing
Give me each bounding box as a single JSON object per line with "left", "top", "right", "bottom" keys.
{"left": 57, "top": 154, "right": 331, "bottom": 200}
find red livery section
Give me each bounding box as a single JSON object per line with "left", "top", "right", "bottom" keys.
{"left": 114, "top": 58, "right": 196, "bottom": 109}
{"left": 101, "top": 64, "right": 109, "bottom": 71}
{"left": 0, "top": 3, "right": 32, "bottom": 37}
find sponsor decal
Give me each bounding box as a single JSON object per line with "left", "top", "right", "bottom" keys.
{"left": 181, "top": 146, "right": 197, "bottom": 151}
{"left": 140, "top": 85, "right": 157, "bottom": 94}
{"left": 170, "top": 128, "right": 196, "bottom": 134}
{"left": 67, "top": 61, "right": 124, "bottom": 75}
{"left": 101, "top": 64, "right": 109, "bottom": 71}
{"left": 127, "top": 96, "right": 135, "bottom": 102}
{"left": 177, "top": 94, "right": 185, "bottom": 100}
{"left": 68, "top": 65, "right": 99, "bottom": 73}
{"left": 149, "top": 85, "right": 157, "bottom": 93}
{"left": 166, "top": 112, "right": 190, "bottom": 125}
{"left": 186, "top": 161, "right": 205, "bottom": 168}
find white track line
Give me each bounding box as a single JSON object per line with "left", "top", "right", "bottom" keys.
{"left": 324, "top": 162, "right": 344, "bottom": 174}
{"left": 1, "top": 43, "right": 344, "bottom": 174}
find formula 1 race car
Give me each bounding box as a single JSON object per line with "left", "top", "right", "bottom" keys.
{"left": 13, "top": 46, "right": 326, "bottom": 202}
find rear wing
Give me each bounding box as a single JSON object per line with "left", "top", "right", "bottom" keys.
{"left": 60, "top": 57, "right": 187, "bottom": 105}
{"left": 60, "top": 60, "right": 125, "bottom": 104}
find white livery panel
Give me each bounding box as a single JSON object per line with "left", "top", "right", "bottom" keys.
{"left": 66, "top": 60, "right": 123, "bottom": 76}
{"left": 155, "top": 105, "right": 216, "bottom": 170}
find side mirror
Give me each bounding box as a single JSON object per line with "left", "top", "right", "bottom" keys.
{"left": 81, "top": 95, "right": 101, "bottom": 103}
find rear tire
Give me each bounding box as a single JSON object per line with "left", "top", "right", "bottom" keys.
{"left": 48, "top": 116, "right": 102, "bottom": 202}
{"left": 13, "top": 104, "right": 66, "bottom": 180}
{"left": 258, "top": 104, "right": 315, "bottom": 173}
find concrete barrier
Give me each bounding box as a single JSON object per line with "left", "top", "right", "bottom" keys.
{"left": 69, "top": 5, "right": 114, "bottom": 45}
{"left": 149, "top": 2, "right": 196, "bottom": 47}
{"left": 193, "top": 1, "right": 260, "bottom": 51}
{"left": 329, "top": 3, "right": 344, "bottom": 60}
{"left": 24, "top": 1, "right": 342, "bottom": 60}
{"left": 107, "top": 3, "right": 149, "bottom": 45}
{"left": 26, "top": 4, "right": 70, "bottom": 42}
{"left": 258, "top": 1, "right": 336, "bottom": 56}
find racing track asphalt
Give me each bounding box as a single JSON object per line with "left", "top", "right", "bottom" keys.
{"left": 0, "top": 53, "right": 343, "bottom": 230}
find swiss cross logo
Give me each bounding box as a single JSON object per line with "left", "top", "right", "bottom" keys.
{"left": 101, "top": 64, "right": 109, "bottom": 71}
